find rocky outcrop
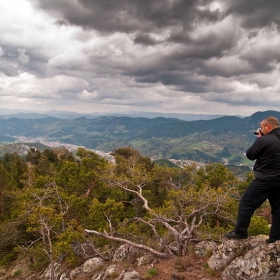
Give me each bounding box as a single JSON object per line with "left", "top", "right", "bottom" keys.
{"left": 112, "top": 244, "right": 141, "bottom": 263}
{"left": 195, "top": 235, "right": 280, "bottom": 280}
{"left": 35, "top": 246, "right": 147, "bottom": 280}
{"left": 8, "top": 235, "right": 280, "bottom": 280}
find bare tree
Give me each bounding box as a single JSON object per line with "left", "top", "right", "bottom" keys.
{"left": 85, "top": 163, "right": 238, "bottom": 257}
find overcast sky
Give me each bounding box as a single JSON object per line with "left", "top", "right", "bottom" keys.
{"left": 1, "top": 0, "right": 280, "bottom": 116}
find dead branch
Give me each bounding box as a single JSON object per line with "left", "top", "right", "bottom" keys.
{"left": 84, "top": 229, "right": 172, "bottom": 259}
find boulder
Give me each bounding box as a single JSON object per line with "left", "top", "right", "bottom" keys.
{"left": 222, "top": 241, "right": 280, "bottom": 280}
{"left": 137, "top": 254, "right": 155, "bottom": 267}
{"left": 69, "top": 257, "right": 104, "bottom": 279}
{"left": 82, "top": 257, "right": 104, "bottom": 274}
{"left": 112, "top": 244, "right": 140, "bottom": 263}
{"left": 43, "top": 263, "right": 64, "bottom": 280}
{"left": 116, "top": 268, "right": 142, "bottom": 280}
{"left": 194, "top": 240, "right": 217, "bottom": 258}
{"left": 207, "top": 239, "right": 250, "bottom": 270}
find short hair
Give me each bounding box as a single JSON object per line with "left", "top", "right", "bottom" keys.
{"left": 263, "top": 116, "right": 279, "bottom": 127}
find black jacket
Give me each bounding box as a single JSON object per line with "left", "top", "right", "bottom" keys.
{"left": 246, "top": 127, "right": 280, "bottom": 181}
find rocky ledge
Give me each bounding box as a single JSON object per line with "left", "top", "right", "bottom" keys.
{"left": 5, "top": 235, "right": 280, "bottom": 280}
{"left": 195, "top": 235, "right": 280, "bottom": 280}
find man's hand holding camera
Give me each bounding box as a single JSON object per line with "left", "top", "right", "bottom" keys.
{"left": 254, "top": 128, "right": 264, "bottom": 137}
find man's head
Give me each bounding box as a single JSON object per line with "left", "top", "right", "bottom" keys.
{"left": 260, "top": 116, "right": 280, "bottom": 135}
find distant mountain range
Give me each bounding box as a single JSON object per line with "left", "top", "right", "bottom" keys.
{"left": 0, "top": 110, "right": 279, "bottom": 166}
{"left": 0, "top": 108, "right": 239, "bottom": 121}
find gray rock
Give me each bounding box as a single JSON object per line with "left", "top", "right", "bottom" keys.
{"left": 194, "top": 240, "right": 217, "bottom": 258}
{"left": 116, "top": 268, "right": 141, "bottom": 280}
{"left": 59, "top": 272, "right": 70, "bottom": 280}
{"left": 43, "top": 263, "right": 64, "bottom": 280}
{"left": 222, "top": 241, "right": 280, "bottom": 280}
{"left": 137, "top": 254, "right": 154, "bottom": 267}
{"left": 112, "top": 244, "right": 140, "bottom": 263}
{"left": 208, "top": 239, "right": 249, "bottom": 270}
{"left": 104, "top": 265, "right": 117, "bottom": 277}
{"left": 69, "top": 267, "right": 83, "bottom": 280}
{"left": 91, "top": 272, "right": 105, "bottom": 280}
{"left": 83, "top": 257, "right": 104, "bottom": 273}
{"left": 69, "top": 257, "right": 104, "bottom": 279}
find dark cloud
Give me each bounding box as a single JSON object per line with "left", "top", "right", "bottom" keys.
{"left": 225, "top": 0, "right": 280, "bottom": 29}
{"left": 26, "top": 0, "right": 280, "bottom": 92}
{"left": 2, "top": 0, "right": 280, "bottom": 115}
{"left": 49, "top": 0, "right": 197, "bottom": 31}
{"left": 0, "top": 43, "right": 50, "bottom": 77}
{"left": 0, "top": 46, "right": 29, "bottom": 76}
{"left": 239, "top": 41, "right": 280, "bottom": 73}
{"left": 32, "top": 0, "right": 223, "bottom": 39}
{"left": 0, "top": 59, "right": 19, "bottom": 77}
{"left": 133, "top": 33, "right": 158, "bottom": 46}
{"left": 31, "top": 0, "right": 237, "bottom": 80}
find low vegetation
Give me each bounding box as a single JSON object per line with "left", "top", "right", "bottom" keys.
{"left": 0, "top": 146, "right": 270, "bottom": 279}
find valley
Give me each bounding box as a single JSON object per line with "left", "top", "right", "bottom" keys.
{"left": 1, "top": 109, "right": 279, "bottom": 175}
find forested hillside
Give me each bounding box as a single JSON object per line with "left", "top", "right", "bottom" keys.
{"left": 0, "top": 147, "right": 270, "bottom": 278}
{"left": 1, "top": 110, "right": 280, "bottom": 165}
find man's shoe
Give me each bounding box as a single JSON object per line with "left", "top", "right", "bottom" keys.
{"left": 224, "top": 231, "right": 248, "bottom": 240}
{"left": 265, "top": 238, "right": 279, "bottom": 244}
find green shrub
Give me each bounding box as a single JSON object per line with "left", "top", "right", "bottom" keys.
{"left": 143, "top": 268, "right": 158, "bottom": 279}
{"left": 0, "top": 247, "right": 20, "bottom": 266}
{"left": 248, "top": 216, "right": 270, "bottom": 236}
{"left": 28, "top": 246, "right": 49, "bottom": 272}
{"left": 148, "top": 268, "right": 157, "bottom": 276}
{"left": 13, "top": 270, "right": 21, "bottom": 276}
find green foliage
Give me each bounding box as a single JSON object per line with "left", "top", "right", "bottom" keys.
{"left": 55, "top": 220, "right": 86, "bottom": 266}
{"left": 0, "top": 147, "right": 264, "bottom": 268}
{"left": 148, "top": 268, "right": 158, "bottom": 277}
{"left": 42, "top": 149, "right": 58, "bottom": 164}
{"left": 28, "top": 244, "right": 49, "bottom": 272}
{"left": 3, "top": 152, "right": 28, "bottom": 188}
{"left": 26, "top": 148, "right": 41, "bottom": 165}
{"left": 13, "top": 269, "right": 21, "bottom": 276}
{"left": 87, "top": 199, "right": 125, "bottom": 231}
{"left": 248, "top": 216, "right": 270, "bottom": 236}
{"left": 111, "top": 146, "right": 153, "bottom": 175}
{"left": 196, "top": 163, "right": 237, "bottom": 189}
{"left": 198, "top": 224, "right": 233, "bottom": 241}
{"left": 0, "top": 161, "right": 15, "bottom": 220}
{"left": 143, "top": 269, "right": 158, "bottom": 279}
{"left": 105, "top": 150, "right": 241, "bottom": 256}
{"left": 117, "top": 217, "right": 161, "bottom": 248}
{"left": 0, "top": 246, "right": 20, "bottom": 266}
{"left": 148, "top": 164, "right": 179, "bottom": 208}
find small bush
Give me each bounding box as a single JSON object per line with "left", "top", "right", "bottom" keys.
{"left": 248, "top": 216, "right": 270, "bottom": 236}
{"left": 13, "top": 270, "right": 21, "bottom": 276}
{"left": 0, "top": 247, "right": 20, "bottom": 266}
{"left": 148, "top": 268, "right": 157, "bottom": 276}
{"left": 143, "top": 268, "right": 158, "bottom": 279}
{"left": 28, "top": 246, "right": 49, "bottom": 272}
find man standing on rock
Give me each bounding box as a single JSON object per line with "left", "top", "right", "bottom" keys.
{"left": 225, "top": 116, "right": 280, "bottom": 243}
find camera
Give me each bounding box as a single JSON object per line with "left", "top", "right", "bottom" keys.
{"left": 254, "top": 128, "right": 263, "bottom": 136}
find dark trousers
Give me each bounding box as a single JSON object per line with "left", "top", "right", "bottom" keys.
{"left": 235, "top": 178, "right": 280, "bottom": 239}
